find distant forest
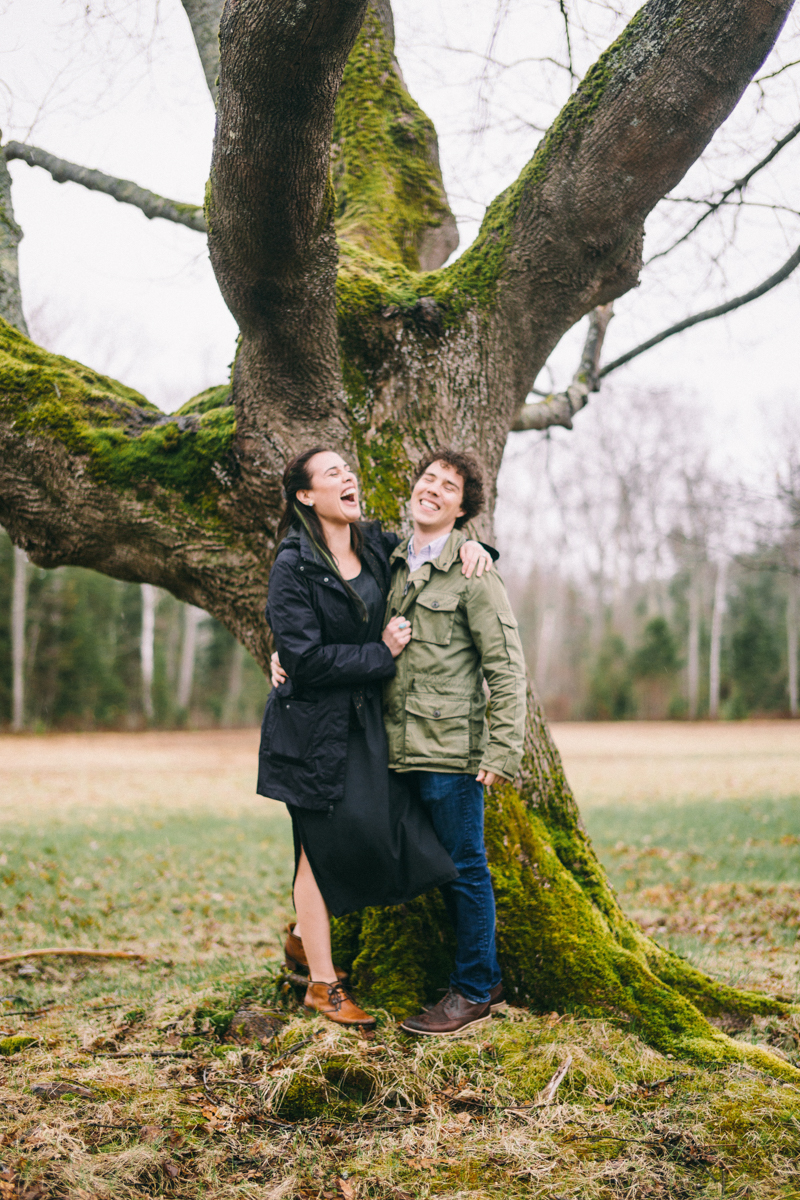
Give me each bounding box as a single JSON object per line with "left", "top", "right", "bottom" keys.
{"left": 2, "top": 390, "right": 799, "bottom": 730}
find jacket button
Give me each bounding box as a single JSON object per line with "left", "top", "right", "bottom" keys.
{"left": 432, "top": 601, "right": 439, "bottom": 608}
{"left": 433, "top": 709, "right": 441, "bottom": 718}
{"left": 323, "top": 576, "right": 329, "bottom": 582}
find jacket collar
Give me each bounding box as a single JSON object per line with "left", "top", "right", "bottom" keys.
{"left": 391, "top": 527, "right": 467, "bottom": 572}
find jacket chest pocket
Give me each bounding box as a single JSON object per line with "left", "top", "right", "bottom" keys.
{"left": 411, "top": 593, "right": 460, "bottom": 645}
{"left": 263, "top": 697, "right": 318, "bottom": 764}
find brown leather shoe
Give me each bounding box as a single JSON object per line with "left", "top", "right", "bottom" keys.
{"left": 284, "top": 924, "right": 347, "bottom": 981}
{"left": 304, "top": 981, "right": 376, "bottom": 1029}
{"left": 400, "top": 988, "right": 491, "bottom": 1036}
{"left": 490, "top": 982, "right": 507, "bottom": 1013}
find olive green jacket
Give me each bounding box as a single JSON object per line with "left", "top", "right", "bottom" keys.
{"left": 383, "top": 529, "right": 527, "bottom": 781}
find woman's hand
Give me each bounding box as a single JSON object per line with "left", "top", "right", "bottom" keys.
{"left": 382, "top": 615, "right": 412, "bottom": 658}
{"left": 270, "top": 650, "right": 288, "bottom": 688}
{"left": 460, "top": 540, "right": 493, "bottom": 579}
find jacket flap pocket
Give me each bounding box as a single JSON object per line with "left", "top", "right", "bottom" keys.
{"left": 264, "top": 697, "right": 318, "bottom": 763}
{"left": 405, "top": 694, "right": 471, "bottom": 720}
{"left": 415, "top": 593, "right": 460, "bottom": 613}
{"left": 499, "top": 611, "right": 519, "bottom": 628}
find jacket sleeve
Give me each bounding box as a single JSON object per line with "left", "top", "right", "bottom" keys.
{"left": 267, "top": 556, "right": 396, "bottom": 691}
{"left": 463, "top": 571, "right": 527, "bottom": 780}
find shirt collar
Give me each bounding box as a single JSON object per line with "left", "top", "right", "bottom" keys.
{"left": 407, "top": 530, "right": 452, "bottom": 573}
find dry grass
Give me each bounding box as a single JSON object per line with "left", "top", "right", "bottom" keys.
{"left": 1, "top": 723, "right": 799, "bottom": 1198}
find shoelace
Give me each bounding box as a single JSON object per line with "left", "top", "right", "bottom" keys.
{"left": 327, "top": 981, "right": 354, "bottom": 1011}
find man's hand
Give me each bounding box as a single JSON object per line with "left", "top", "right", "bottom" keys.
{"left": 382, "top": 615, "right": 412, "bottom": 658}
{"left": 476, "top": 769, "right": 499, "bottom": 786}
{"left": 270, "top": 650, "right": 288, "bottom": 688}
{"left": 460, "top": 541, "right": 493, "bottom": 579}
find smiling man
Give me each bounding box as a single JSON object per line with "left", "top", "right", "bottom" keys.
{"left": 385, "top": 448, "right": 527, "bottom": 1036}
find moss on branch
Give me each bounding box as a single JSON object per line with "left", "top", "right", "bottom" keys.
{"left": 0, "top": 317, "right": 235, "bottom": 516}
{"left": 333, "top": 4, "right": 454, "bottom": 270}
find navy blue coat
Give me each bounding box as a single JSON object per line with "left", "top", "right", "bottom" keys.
{"left": 256, "top": 523, "right": 399, "bottom": 812}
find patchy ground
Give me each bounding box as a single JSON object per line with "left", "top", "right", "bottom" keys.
{"left": 0, "top": 723, "right": 798, "bottom": 1198}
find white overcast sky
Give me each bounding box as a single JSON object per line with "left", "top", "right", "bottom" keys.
{"left": 2, "top": 0, "right": 799, "bottom": 481}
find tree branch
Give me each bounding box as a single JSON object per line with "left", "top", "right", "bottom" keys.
{"left": 439, "top": 0, "right": 795, "bottom": 421}
{"left": 600, "top": 243, "right": 800, "bottom": 378}
{"left": 646, "top": 118, "right": 800, "bottom": 264}
{"left": 3, "top": 142, "right": 206, "bottom": 233}
{"left": 0, "top": 150, "right": 28, "bottom": 334}
{"left": 180, "top": 0, "right": 224, "bottom": 104}
{"left": 511, "top": 304, "right": 613, "bottom": 432}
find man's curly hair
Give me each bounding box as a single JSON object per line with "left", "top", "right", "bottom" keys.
{"left": 412, "top": 447, "right": 485, "bottom": 529}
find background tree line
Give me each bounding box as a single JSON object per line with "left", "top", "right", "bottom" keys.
{"left": 498, "top": 389, "right": 800, "bottom": 723}
{"left": 3, "top": 385, "right": 797, "bottom": 731}
{"left": 0, "top": 531, "right": 267, "bottom": 731}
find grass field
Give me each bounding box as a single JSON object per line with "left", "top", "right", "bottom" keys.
{"left": 0, "top": 723, "right": 798, "bottom": 1198}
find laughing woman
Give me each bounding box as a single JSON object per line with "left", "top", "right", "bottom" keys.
{"left": 257, "top": 447, "right": 491, "bottom": 1029}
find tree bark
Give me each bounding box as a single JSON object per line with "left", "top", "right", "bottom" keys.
{"left": 140, "top": 583, "right": 157, "bottom": 722}
{"left": 0, "top": 0, "right": 797, "bottom": 1076}
{"left": 11, "top": 545, "right": 27, "bottom": 731}
{"left": 709, "top": 557, "right": 728, "bottom": 719}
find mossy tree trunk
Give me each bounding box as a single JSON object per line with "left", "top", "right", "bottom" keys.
{"left": 1, "top": 0, "right": 797, "bottom": 1075}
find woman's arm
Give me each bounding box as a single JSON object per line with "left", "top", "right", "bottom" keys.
{"left": 267, "top": 557, "right": 397, "bottom": 691}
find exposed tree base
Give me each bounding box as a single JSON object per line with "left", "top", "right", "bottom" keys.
{"left": 333, "top": 692, "right": 798, "bottom": 1083}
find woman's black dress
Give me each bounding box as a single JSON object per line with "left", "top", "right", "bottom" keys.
{"left": 290, "top": 565, "right": 457, "bottom": 917}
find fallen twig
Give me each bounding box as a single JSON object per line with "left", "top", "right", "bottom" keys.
{"left": 0, "top": 948, "right": 146, "bottom": 964}
{"left": 91, "top": 1049, "right": 191, "bottom": 1059}
{"left": 270, "top": 1035, "right": 316, "bottom": 1066}
{"left": 506, "top": 1055, "right": 573, "bottom": 1114}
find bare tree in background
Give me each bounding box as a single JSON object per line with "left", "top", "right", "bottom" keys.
{"left": 140, "top": 582, "right": 157, "bottom": 721}
{"left": 11, "top": 545, "right": 27, "bottom": 731}
{"left": 177, "top": 604, "right": 205, "bottom": 713}
{"left": 0, "top": 0, "right": 796, "bottom": 1067}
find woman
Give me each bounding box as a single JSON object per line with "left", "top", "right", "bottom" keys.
{"left": 257, "top": 447, "right": 491, "bottom": 1029}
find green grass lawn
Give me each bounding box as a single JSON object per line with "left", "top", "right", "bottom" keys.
{"left": 1, "top": 730, "right": 799, "bottom": 1199}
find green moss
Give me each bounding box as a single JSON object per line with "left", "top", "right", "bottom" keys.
{"left": 174, "top": 383, "right": 232, "bottom": 417}
{"left": 275, "top": 1056, "right": 376, "bottom": 1120}
{"left": 0, "top": 317, "right": 236, "bottom": 518}
{"left": 351, "top": 420, "right": 412, "bottom": 526}
{"left": 0, "top": 1035, "right": 35, "bottom": 1055}
{"left": 333, "top": 4, "right": 452, "bottom": 270}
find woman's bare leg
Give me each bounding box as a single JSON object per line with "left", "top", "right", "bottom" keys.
{"left": 293, "top": 849, "right": 337, "bottom": 984}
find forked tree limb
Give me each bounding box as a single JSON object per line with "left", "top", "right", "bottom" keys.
{"left": 3, "top": 142, "right": 206, "bottom": 233}
{"left": 0, "top": 948, "right": 147, "bottom": 964}
{"left": 600, "top": 242, "right": 800, "bottom": 377}
{"left": 511, "top": 304, "right": 613, "bottom": 431}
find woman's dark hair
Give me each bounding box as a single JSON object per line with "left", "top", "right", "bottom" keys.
{"left": 411, "top": 447, "right": 485, "bottom": 528}
{"left": 277, "top": 446, "right": 366, "bottom": 617}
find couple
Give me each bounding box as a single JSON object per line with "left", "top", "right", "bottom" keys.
{"left": 257, "top": 444, "right": 526, "bottom": 1036}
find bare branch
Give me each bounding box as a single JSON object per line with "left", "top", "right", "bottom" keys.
{"left": 600, "top": 243, "right": 800, "bottom": 378}
{"left": 0, "top": 151, "right": 28, "bottom": 334}
{"left": 511, "top": 304, "right": 613, "bottom": 431}
{"left": 180, "top": 0, "right": 224, "bottom": 105}
{"left": 647, "top": 119, "right": 800, "bottom": 264}
{"left": 3, "top": 142, "right": 206, "bottom": 233}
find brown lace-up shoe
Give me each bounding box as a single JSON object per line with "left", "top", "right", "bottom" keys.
{"left": 489, "top": 982, "right": 507, "bottom": 1013}
{"left": 284, "top": 924, "right": 347, "bottom": 981}
{"left": 400, "top": 988, "right": 491, "bottom": 1037}
{"left": 304, "top": 981, "right": 376, "bottom": 1029}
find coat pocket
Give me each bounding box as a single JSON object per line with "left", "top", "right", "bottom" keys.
{"left": 262, "top": 696, "right": 318, "bottom": 764}
{"left": 404, "top": 693, "right": 471, "bottom": 761}
{"left": 411, "top": 593, "right": 460, "bottom": 645}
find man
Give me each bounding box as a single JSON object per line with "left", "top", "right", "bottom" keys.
{"left": 385, "top": 448, "right": 527, "bottom": 1035}
{"left": 272, "top": 447, "right": 527, "bottom": 1035}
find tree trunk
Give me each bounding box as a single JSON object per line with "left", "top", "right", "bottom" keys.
{"left": 687, "top": 568, "right": 701, "bottom": 718}
{"left": 11, "top": 545, "right": 27, "bottom": 731}
{"left": 1, "top": 0, "right": 797, "bottom": 1078}
{"left": 709, "top": 557, "right": 728, "bottom": 719}
{"left": 788, "top": 582, "right": 798, "bottom": 718}
{"left": 222, "top": 638, "right": 246, "bottom": 728}
{"left": 140, "top": 583, "right": 157, "bottom": 722}
{"left": 177, "top": 604, "right": 204, "bottom": 712}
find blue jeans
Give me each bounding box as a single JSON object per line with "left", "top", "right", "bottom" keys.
{"left": 417, "top": 772, "right": 501, "bottom": 1004}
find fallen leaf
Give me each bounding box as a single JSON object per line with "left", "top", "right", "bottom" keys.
{"left": 140, "top": 1124, "right": 162, "bottom": 1142}
{"left": 338, "top": 1178, "right": 355, "bottom": 1199}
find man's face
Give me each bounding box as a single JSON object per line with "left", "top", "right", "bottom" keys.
{"left": 410, "top": 460, "right": 466, "bottom": 538}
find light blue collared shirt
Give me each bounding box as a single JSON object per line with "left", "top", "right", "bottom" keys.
{"left": 407, "top": 531, "right": 451, "bottom": 574}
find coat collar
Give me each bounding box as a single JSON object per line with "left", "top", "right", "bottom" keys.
{"left": 390, "top": 527, "right": 467, "bottom": 572}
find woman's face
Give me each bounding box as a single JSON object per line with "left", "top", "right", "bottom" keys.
{"left": 298, "top": 451, "right": 361, "bottom": 525}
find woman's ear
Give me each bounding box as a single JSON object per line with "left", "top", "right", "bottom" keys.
{"left": 297, "top": 491, "right": 314, "bottom": 507}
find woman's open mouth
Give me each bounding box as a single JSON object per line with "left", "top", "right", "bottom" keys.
{"left": 341, "top": 489, "right": 358, "bottom": 507}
